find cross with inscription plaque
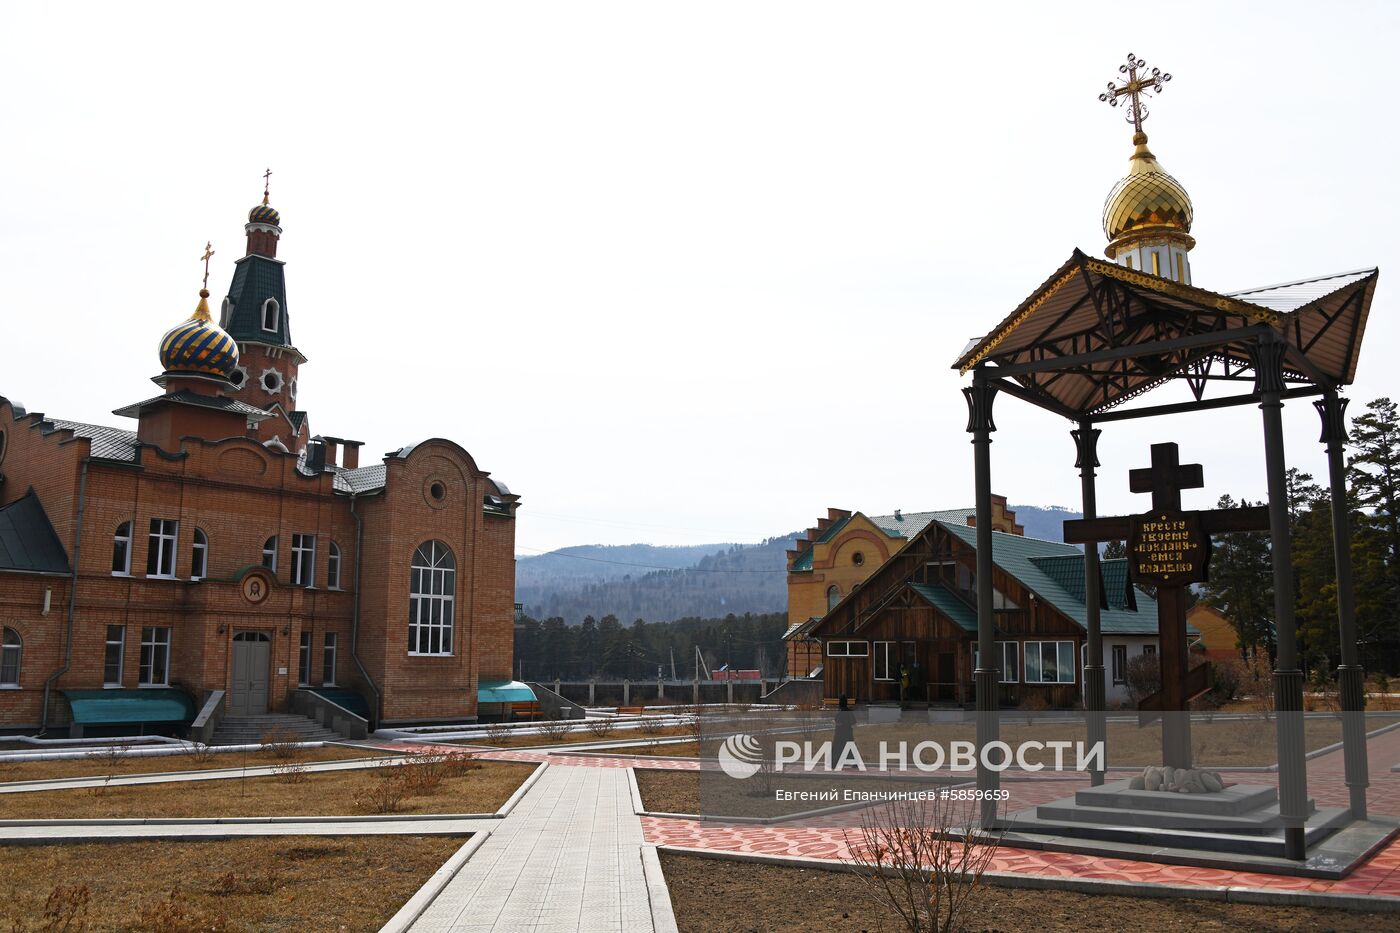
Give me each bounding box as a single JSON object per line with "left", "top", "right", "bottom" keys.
{"left": 1064, "top": 442, "right": 1270, "bottom": 767}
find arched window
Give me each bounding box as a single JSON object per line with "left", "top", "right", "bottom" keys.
{"left": 261, "top": 298, "right": 280, "bottom": 333}
{"left": 262, "top": 536, "right": 278, "bottom": 573}
{"left": 1, "top": 628, "right": 20, "bottom": 687}
{"left": 409, "top": 541, "right": 455, "bottom": 656}
{"left": 112, "top": 522, "right": 132, "bottom": 576}
{"left": 327, "top": 542, "right": 342, "bottom": 590}
{"left": 191, "top": 529, "right": 208, "bottom": 581}
{"left": 826, "top": 585, "right": 841, "bottom": 611}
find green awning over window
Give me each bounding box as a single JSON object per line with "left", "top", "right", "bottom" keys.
{"left": 63, "top": 689, "right": 195, "bottom": 725}
{"left": 477, "top": 680, "right": 537, "bottom": 704}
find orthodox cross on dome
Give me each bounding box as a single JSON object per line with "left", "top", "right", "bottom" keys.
{"left": 200, "top": 241, "right": 215, "bottom": 289}
{"left": 262, "top": 167, "right": 273, "bottom": 204}
{"left": 1099, "top": 52, "right": 1171, "bottom": 134}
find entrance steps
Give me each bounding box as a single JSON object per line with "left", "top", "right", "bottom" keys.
{"left": 210, "top": 712, "right": 347, "bottom": 746}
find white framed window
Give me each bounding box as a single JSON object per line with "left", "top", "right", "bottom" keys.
{"left": 1, "top": 628, "right": 21, "bottom": 687}
{"left": 1112, "top": 645, "right": 1128, "bottom": 685}
{"left": 1024, "top": 640, "right": 1076, "bottom": 685}
{"left": 191, "top": 528, "right": 208, "bottom": 581}
{"left": 146, "top": 518, "right": 178, "bottom": 578}
{"left": 874, "top": 641, "right": 898, "bottom": 680}
{"left": 104, "top": 625, "right": 125, "bottom": 686}
{"left": 261, "top": 298, "right": 280, "bottom": 332}
{"left": 327, "top": 542, "right": 342, "bottom": 590}
{"left": 291, "top": 533, "right": 316, "bottom": 588}
{"left": 139, "top": 626, "right": 170, "bottom": 686}
{"left": 262, "top": 536, "right": 278, "bottom": 573}
{"left": 409, "top": 540, "right": 456, "bottom": 656}
{"left": 973, "top": 642, "right": 1020, "bottom": 684}
{"left": 112, "top": 521, "right": 132, "bottom": 575}
{"left": 825, "top": 641, "right": 868, "bottom": 657}
{"left": 826, "top": 585, "right": 841, "bottom": 611}
{"left": 298, "top": 632, "right": 311, "bottom": 686}
{"left": 322, "top": 632, "right": 337, "bottom": 685}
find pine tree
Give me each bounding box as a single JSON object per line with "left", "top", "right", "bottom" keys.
{"left": 1348, "top": 397, "right": 1400, "bottom": 651}
{"left": 1202, "top": 494, "right": 1274, "bottom": 659}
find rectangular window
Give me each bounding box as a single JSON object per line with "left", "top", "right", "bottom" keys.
{"left": 973, "top": 642, "right": 1020, "bottom": 684}
{"left": 1023, "top": 640, "right": 1076, "bottom": 685}
{"left": 825, "top": 641, "right": 869, "bottom": 657}
{"left": 112, "top": 523, "right": 132, "bottom": 575}
{"left": 874, "top": 641, "right": 895, "bottom": 680}
{"left": 326, "top": 544, "right": 341, "bottom": 590}
{"left": 322, "top": 633, "right": 337, "bottom": 686}
{"left": 1112, "top": 645, "right": 1128, "bottom": 685}
{"left": 291, "top": 534, "right": 316, "bottom": 588}
{"left": 298, "top": 633, "right": 311, "bottom": 686}
{"left": 1143, "top": 644, "right": 1157, "bottom": 658}
{"left": 139, "top": 626, "right": 170, "bottom": 686}
{"left": 104, "top": 626, "right": 125, "bottom": 686}
{"left": 145, "top": 519, "right": 178, "bottom": 578}
{"left": 191, "top": 531, "right": 207, "bottom": 581}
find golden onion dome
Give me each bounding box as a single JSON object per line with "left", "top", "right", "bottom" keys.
{"left": 159, "top": 289, "right": 240, "bottom": 378}
{"left": 1102, "top": 132, "right": 1193, "bottom": 245}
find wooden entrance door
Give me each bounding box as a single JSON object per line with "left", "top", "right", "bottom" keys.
{"left": 230, "top": 631, "right": 271, "bottom": 715}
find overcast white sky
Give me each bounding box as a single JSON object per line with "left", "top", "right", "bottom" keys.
{"left": 2, "top": 2, "right": 1396, "bottom": 554}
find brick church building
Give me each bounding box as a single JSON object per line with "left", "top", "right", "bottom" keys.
{"left": 0, "top": 184, "right": 520, "bottom": 733}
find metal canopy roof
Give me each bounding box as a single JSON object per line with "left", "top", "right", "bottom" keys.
{"left": 951, "top": 250, "right": 1377, "bottom": 418}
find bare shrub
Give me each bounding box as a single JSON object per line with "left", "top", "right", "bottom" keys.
{"left": 637, "top": 714, "right": 667, "bottom": 736}
{"left": 84, "top": 742, "right": 131, "bottom": 774}
{"left": 537, "top": 718, "right": 572, "bottom": 743}
{"left": 585, "top": 718, "right": 616, "bottom": 739}
{"left": 1374, "top": 672, "right": 1394, "bottom": 712}
{"left": 273, "top": 760, "right": 308, "bottom": 784}
{"left": 484, "top": 722, "right": 511, "bottom": 745}
{"left": 845, "top": 795, "right": 1000, "bottom": 933}
{"left": 352, "top": 772, "right": 407, "bottom": 814}
{"left": 214, "top": 869, "right": 279, "bottom": 896}
{"left": 137, "top": 889, "right": 230, "bottom": 933}
{"left": 38, "top": 882, "right": 90, "bottom": 932}
{"left": 259, "top": 728, "right": 302, "bottom": 760}
{"left": 1016, "top": 692, "right": 1049, "bottom": 725}
{"left": 186, "top": 743, "right": 220, "bottom": 766}
{"left": 1123, "top": 654, "right": 1161, "bottom": 707}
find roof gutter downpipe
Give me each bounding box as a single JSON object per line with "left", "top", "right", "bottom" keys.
{"left": 349, "top": 493, "right": 381, "bottom": 730}
{"left": 41, "top": 458, "right": 89, "bottom": 734}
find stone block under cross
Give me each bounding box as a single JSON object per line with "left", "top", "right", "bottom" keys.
{"left": 1064, "top": 442, "right": 1269, "bottom": 768}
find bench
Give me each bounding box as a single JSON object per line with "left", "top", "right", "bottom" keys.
{"left": 821, "top": 698, "right": 842, "bottom": 710}
{"left": 616, "top": 706, "right": 644, "bottom": 716}
{"left": 510, "top": 701, "right": 543, "bottom": 720}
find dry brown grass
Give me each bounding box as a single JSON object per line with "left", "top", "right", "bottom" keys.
{"left": 447, "top": 723, "right": 693, "bottom": 749}
{"left": 0, "top": 836, "right": 461, "bottom": 932}
{"left": 0, "top": 760, "right": 536, "bottom": 820}
{"left": 0, "top": 744, "right": 387, "bottom": 785}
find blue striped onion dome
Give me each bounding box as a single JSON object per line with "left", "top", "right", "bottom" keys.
{"left": 248, "top": 199, "right": 280, "bottom": 226}
{"left": 160, "top": 289, "right": 240, "bottom": 378}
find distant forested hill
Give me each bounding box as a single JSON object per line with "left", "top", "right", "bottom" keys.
{"left": 515, "top": 505, "right": 1083, "bottom": 625}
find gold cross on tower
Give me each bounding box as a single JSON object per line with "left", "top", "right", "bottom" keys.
{"left": 1099, "top": 52, "right": 1171, "bottom": 134}
{"left": 200, "top": 241, "right": 215, "bottom": 289}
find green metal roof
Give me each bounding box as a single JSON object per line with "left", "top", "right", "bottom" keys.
{"left": 789, "top": 515, "right": 851, "bottom": 572}
{"left": 0, "top": 491, "right": 70, "bottom": 575}
{"left": 938, "top": 522, "right": 1163, "bottom": 636}
{"left": 223, "top": 255, "right": 298, "bottom": 352}
{"left": 308, "top": 687, "right": 370, "bottom": 719}
{"left": 478, "top": 680, "right": 537, "bottom": 704}
{"left": 909, "top": 582, "right": 978, "bottom": 632}
{"left": 63, "top": 689, "right": 195, "bottom": 725}
{"left": 869, "top": 508, "right": 975, "bottom": 539}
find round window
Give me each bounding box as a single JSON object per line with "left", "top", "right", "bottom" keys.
{"left": 260, "top": 368, "right": 284, "bottom": 393}
{"left": 852, "top": 552, "right": 865, "bottom": 567}
{"left": 430, "top": 481, "right": 446, "bottom": 501}
{"left": 229, "top": 366, "right": 247, "bottom": 387}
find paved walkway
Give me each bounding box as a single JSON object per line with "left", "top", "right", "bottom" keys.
{"left": 0, "top": 815, "right": 499, "bottom": 842}
{"left": 408, "top": 764, "right": 655, "bottom": 932}
{"left": 0, "top": 754, "right": 409, "bottom": 794}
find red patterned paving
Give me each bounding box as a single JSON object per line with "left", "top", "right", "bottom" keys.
{"left": 382, "top": 727, "right": 1400, "bottom": 899}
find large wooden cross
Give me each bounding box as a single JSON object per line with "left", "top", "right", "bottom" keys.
{"left": 1064, "top": 442, "right": 1269, "bottom": 768}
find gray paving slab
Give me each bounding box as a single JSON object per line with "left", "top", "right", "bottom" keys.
{"left": 407, "top": 764, "right": 656, "bottom": 933}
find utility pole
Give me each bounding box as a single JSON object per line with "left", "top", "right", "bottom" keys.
{"left": 669, "top": 645, "right": 677, "bottom": 681}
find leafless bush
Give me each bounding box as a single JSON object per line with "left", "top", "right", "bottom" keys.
{"left": 259, "top": 728, "right": 303, "bottom": 760}
{"left": 637, "top": 714, "right": 668, "bottom": 736}
{"left": 484, "top": 722, "right": 511, "bottom": 745}
{"left": 35, "top": 882, "right": 89, "bottom": 932}
{"left": 137, "top": 889, "right": 230, "bottom": 932}
{"left": 585, "top": 718, "right": 616, "bottom": 739}
{"left": 84, "top": 742, "right": 131, "bottom": 774}
{"left": 272, "top": 760, "right": 308, "bottom": 785}
{"left": 537, "top": 718, "right": 572, "bottom": 743}
{"left": 186, "top": 743, "right": 220, "bottom": 766}
{"left": 845, "top": 795, "right": 1000, "bottom": 933}
{"left": 214, "top": 868, "right": 279, "bottom": 896}
{"left": 352, "top": 772, "right": 407, "bottom": 814}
